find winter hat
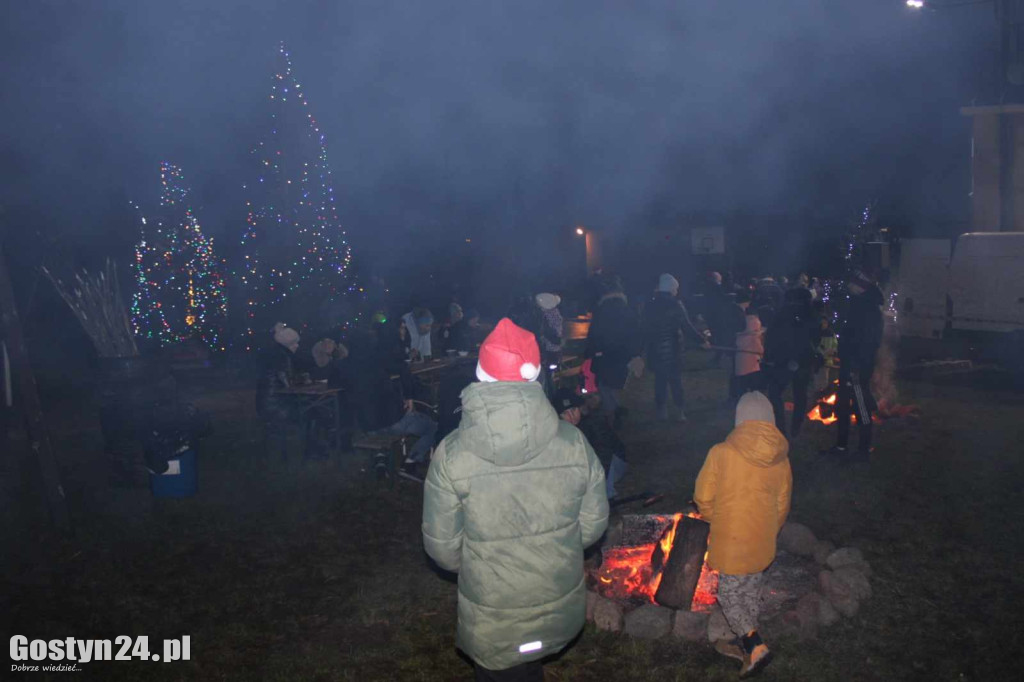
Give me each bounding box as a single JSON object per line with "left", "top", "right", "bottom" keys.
{"left": 735, "top": 391, "right": 774, "bottom": 427}
{"left": 272, "top": 322, "right": 300, "bottom": 352}
{"left": 535, "top": 293, "right": 561, "bottom": 310}
{"left": 475, "top": 318, "right": 541, "bottom": 382}
{"left": 311, "top": 338, "right": 337, "bottom": 368}
{"left": 413, "top": 308, "right": 434, "bottom": 327}
{"left": 657, "top": 273, "right": 680, "bottom": 295}
{"left": 709, "top": 271, "right": 723, "bottom": 285}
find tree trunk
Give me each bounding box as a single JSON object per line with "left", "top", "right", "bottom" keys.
{"left": 654, "top": 516, "right": 709, "bottom": 609}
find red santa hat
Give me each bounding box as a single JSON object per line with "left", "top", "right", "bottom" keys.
{"left": 476, "top": 318, "right": 541, "bottom": 383}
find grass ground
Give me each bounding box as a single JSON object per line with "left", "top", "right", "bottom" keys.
{"left": 4, "top": 354, "right": 1024, "bottom": 681}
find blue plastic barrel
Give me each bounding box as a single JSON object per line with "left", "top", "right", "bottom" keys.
{"left": 150, "top": 449, "right": 198, "bottom": 498}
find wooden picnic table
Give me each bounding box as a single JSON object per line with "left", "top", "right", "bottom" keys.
{"left": 277, "top": 382, "right": 344, "bottom": 456}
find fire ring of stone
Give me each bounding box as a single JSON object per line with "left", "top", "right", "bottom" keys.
{"left": 584, "top": 517, "right": 871, "bottom": 642}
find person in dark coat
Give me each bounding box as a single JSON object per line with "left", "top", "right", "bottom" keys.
{"left": 338, "top": 328, "right": 437, "bottom": 480}
{"left": 449, "top": 308, "right": 482, "bottom": 355}
{"left": 553, "top": 388, "right": 627, "bottom": 499}
{"left": 704, "top": 272, "right": 743, "bottom": 368}
{"left": 584, "top": 274, "right": 644, "bottom": 425}
{"left": 825, "top": 271, "right": 884, "bottom": 460}
{"left": 762, "top": 287, "right": 819, "bottom": 438}
{"left": 642, "top": 273, "right": 708, "bottom": 421}
{"left": 256, "top": 323, "right": 301, "bottom": 458}
{"left": 753, "top": 277, "right": 785, "bottom": 326}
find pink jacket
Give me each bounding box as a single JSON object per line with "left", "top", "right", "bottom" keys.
{"left": 735, "top": 314, "right": 763, "bottom": 377}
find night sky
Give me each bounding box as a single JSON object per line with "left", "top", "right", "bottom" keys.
{"left": 0, "top": 1, "right": 998, "bottom": 292}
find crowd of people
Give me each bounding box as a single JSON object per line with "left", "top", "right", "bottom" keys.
{"left": 254, "top": 265, "right": 886, "bottom": 680}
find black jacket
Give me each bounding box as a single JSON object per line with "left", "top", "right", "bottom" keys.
{"left": 642, "top": 292, "right": 704, "bottom": 372}
{"left": 436, "top": 364, "right": 477, "bottom": 441}
{"left": 704, "top": 286, "right": 743, "bottom": 343}
{"left": 763, "top": 300, "right": 819, "bottom": 371}
{"left": 839, "top": 284, "right": 884, "bottom": 371}
{"left": 447, "top": 319, "right": 477, "bottom": 354}
{"left": 585, "top": 293, "right": 643, "bottom": 389}
{"left": 337, "top": 330, "right": 411, "bottom": 432}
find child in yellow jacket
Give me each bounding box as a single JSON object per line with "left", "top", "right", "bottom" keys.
{"left": 694, "top": 391, "right": 792, "bottom": 678}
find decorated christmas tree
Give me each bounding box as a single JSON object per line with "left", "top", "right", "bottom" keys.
{"left": 130, "top": 162, "right": 228, "bottom": 349}
{"left": 237, "top": 43, "right": 358, "bottom": 349}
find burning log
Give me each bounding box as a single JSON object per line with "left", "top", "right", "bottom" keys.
{"left": 653, "top": 516, "right": 710, "bottom": 610}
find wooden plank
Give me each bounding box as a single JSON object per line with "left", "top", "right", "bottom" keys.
{"left": 653, "top": 516, "right": 709, "bottom": 609}
{"left": 0, "top": 244, "right": 69, "bottom": 531}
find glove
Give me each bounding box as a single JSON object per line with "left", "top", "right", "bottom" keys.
{"left": 627, "top": 356, "right": 645, "bottom": 378}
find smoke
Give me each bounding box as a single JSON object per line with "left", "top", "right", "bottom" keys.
{"left": 0, "top": 0, "right": 998, "bottom": 301}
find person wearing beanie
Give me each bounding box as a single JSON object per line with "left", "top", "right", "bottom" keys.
{"left": 256, "top": 323, "right": 302, "bottom": 459}
{"left": 584, "top": 274, "right": 643, "bottom": 427}
{"left": 694, "top": 391, "right": 791, "bottom": 677}
{"left": 535, "top": 293, "right": 565, "bottom": 398}
{"left": 642, "top": 273, "right": 708, "bottom": 421}
{"left": 272, "top": 321, "right": 300, "bottom": 353}
{"left": 402, "top": 307, "right": 434, "bottom": 361}
{"left": 824, "top": 271, "right": 884, "bottom": 460}
{"left": 423, "top": 318, "right": 609, "bottom": 681}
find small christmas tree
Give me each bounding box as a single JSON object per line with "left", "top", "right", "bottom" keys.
{"left": 130, "top": 162, "right": 228, "bottom": 349}
{"left": 237, "top": 43, "right": 358, "bottom": 349}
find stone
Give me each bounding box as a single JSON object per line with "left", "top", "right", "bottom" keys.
{"left": 760, "top": 551, "right": 818, "bottom": 620}
{"left": 592, "top": 597, "right": 624, "bottom": 632}
{"left": 586, "top": 590, "right": 600, "bottom": 622}
{"left": 623, "top": 604, "right": 674, "bottom": 640}
{"left": 788, "top": 591, "right": 840, "bottom": 639}
{"left": 826, "top": 547, "right": 865, "bottom": 570}
{"left": 778, "top": 522, "right": 818, "bottom": 557}
{"left": 706, "top": 605, "right": 734, "bottom": 643}
{"left": 672, "top": 610, "right": 709, "bottom": 642}
{"left": 819, "top": 570, "right": 860, "bottom": 618}
{"left": 817, "top": 594, "right": 841, "bottom": 627}
{"left": 833, "top": 566, "right": 872, "bottom": 601}
{"left": 813, "top": 540, "right": 836, "bottom": 566}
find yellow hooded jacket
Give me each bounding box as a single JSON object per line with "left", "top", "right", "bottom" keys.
{"left": 693, "top": 420, "right": 792, "bottom": 575}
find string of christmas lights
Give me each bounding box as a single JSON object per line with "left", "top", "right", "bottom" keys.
{"left": 130, "top": 162, "right": 228, "bottom": 350}
{"left": 236, "top": 43, "right": 359, "bottom": 349}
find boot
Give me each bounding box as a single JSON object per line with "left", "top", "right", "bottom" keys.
{"left": 739, "top": 630, "right": 773, "bottom": 678}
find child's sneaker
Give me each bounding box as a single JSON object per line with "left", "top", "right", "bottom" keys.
{"left": 739, "top": 630, "right": 773, "bottom": 678}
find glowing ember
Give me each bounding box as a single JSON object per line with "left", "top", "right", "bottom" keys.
{"left": 591, "top": 512, "right": 719, "bottom": 611}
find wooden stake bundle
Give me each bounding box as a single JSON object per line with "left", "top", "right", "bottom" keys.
{"left": 43, "top": 259, "right": 138, "bottom": 358}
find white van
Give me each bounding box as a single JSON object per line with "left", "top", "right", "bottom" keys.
{"left": 896, "top": 232, "right": 1024, "bottom": 339}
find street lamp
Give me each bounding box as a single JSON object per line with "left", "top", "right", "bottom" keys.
{"left": 575, "top": 226, "right": 585, "bottom": 236}
{"left": 907, "top": 0, "right": 925, "bottom": 7}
